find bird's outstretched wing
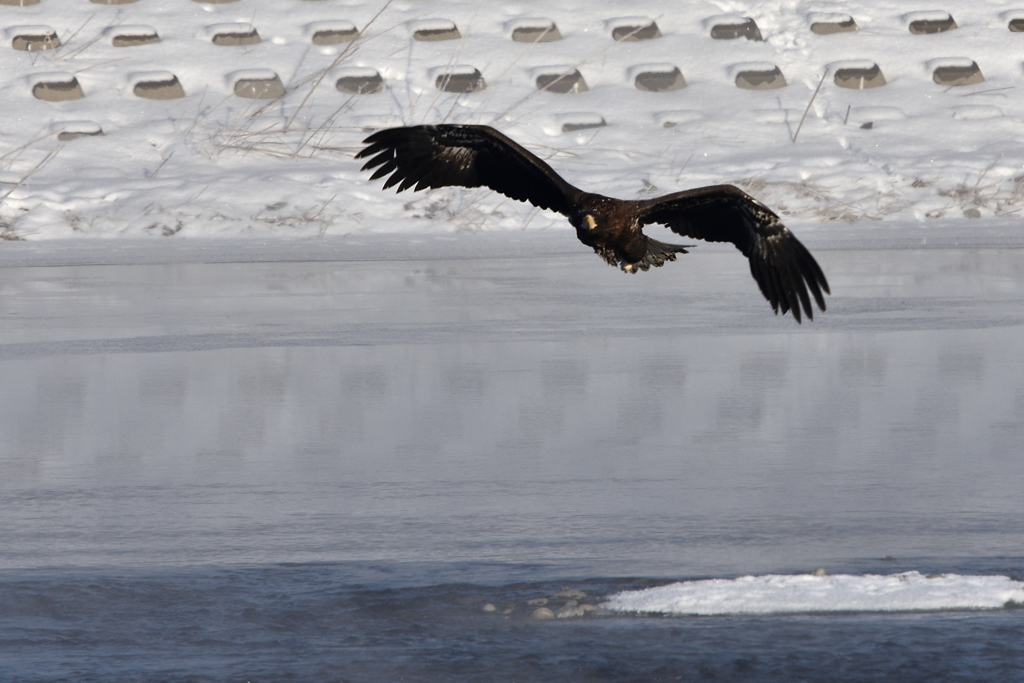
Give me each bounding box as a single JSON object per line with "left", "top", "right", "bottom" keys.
{"left": 636, "top": 185, "right": 829, "bottom": 322}
{"left": 356, "top": 124, "right": 582, "bottom": 216}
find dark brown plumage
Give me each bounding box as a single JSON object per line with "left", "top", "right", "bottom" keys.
{"left": 356, "top": 124, "right": 829, "bottom": 322}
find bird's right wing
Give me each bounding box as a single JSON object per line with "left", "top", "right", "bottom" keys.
{"left": 636, "top": 184, "right": 829, "bottom": 322}
{"left": 356, "top": 124, "right": 582, "bottom": 216}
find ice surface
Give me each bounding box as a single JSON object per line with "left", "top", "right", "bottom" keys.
{"left": 2, "top": 225, "right": 1024, "bottom": 574}
{"left": 604, "top": 572, "right": 1024, "bottom": 615}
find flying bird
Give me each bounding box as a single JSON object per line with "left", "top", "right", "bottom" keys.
{"left": 356, "top": 124, "right": 829, "bottom": 322}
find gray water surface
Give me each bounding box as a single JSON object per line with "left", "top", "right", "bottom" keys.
{"left": 1, "top": 224, "right": 1022, "bottom": 578}
{"left": 3, "top": 225, "right": 1024, "bottom": 682}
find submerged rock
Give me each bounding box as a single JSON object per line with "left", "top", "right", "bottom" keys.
{"left": 531, "top": 607, "right": 555, "bottom": 620}
{"left": 556, "top": 601, "right": 584, "bottom": 618}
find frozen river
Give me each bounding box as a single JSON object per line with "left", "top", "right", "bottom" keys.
{"left": 1, "top": 223, "right": 1022, "bottom": 681}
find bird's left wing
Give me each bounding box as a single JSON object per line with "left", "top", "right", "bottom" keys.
{"left": 636, "top": 184, "right": 829, "bottom": 322}
{"left": 356, "top": 124, "right": 582, "bottom": 216}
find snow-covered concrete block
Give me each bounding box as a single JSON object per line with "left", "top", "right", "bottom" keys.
{"left": 904, "top": 11, "right": 957, "bottom": 34}
{"left": 1002, "top": 10, "right": 1024, "bottom": 31}
{"left": 431, "top": 66, "right": 486, "bottom": 93}
{"left": 808, "top": 13, "right": 857, "bottom": 35}
{"left": 533, "top": 67, "right": 588, "bottom": 94}
{"left": 542, "top": 112, "right": 606, "bottom": 135}
{"left": 629, "top": 64, "right": 686, "bottom": 92}
{"left": 306, "top": 21, "right": 359, "bottom": 45}
{"left": 928, "top": 58, "right": 984, "bottom": 86}
{"left": 409, "top": 20, "right": 460, "bottom": 42}
{"left": 707, "top": 15, "right": 762, "bottom": 41}
{"left": 333, "top": 68, "right": 384, "bottom": 95}
{"left": 506, "top": 18, "right": 561, "bottom": 43}
{"left": 832, "top": 61, "right": 886, "bottom": 89}
{"left": 130, "top": 71, "right": 185, "bottom": 100}
{"left": 229, "top": 70, "right": 284, "bottom": 99}
{"left": 199, "top": 23, "right": 261, "bottom": 46}
{"left": 731, "top": 63, "right": 786, "bottom": 90}
{"left": 7, "top": 25, "right": 60, "bottom": 51}
{"left": 105, "top": 25, "right": 160, "bottom": 47}
{"left": 50, "top": 121, "right": 103, "bottom": 141}
{"left": 608, "top": 17, "right": 661, "bottom": 41}
{"left": 28, "top": 72, "right": 83, "bottom": 101}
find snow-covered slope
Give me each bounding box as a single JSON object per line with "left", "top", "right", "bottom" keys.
{"left": 1, "top": 0, "right": 1023, "bottom": 239}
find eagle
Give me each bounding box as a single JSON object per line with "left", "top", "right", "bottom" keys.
{"left": 356, "top": 124, "right": 829, "bottom": 322}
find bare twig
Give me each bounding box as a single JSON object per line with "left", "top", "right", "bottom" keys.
{"left": 52, "top": 14, "right": 95, "bottom": 60}
{"left": 674, "top": 153, "right": 695, "bottom": 184}
{"left": 0, "top": 145, "right": 62, "bottom": 203}
{"left": 961, "top": 86, "right": 1014, "bottom": 97}
{"left": 147, "top": 151, "right": 174, "bottom": 179}
{"left": 793, "top": 68, "right": 829, "bottom": 143}
{"left": 0, "top": 132, "right": 53, "bottom": 166}
{"left": 277, "top": 0, "right": 395, "bottom": 129}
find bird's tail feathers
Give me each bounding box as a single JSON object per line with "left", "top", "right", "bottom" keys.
{"left": 621, "top": 238, "right": 693, "bottom": 273}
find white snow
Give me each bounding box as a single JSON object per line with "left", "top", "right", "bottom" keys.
{"left": 4, "top": 24, "right": 54, "bottom": 37}
{"left": 603, "top": 572, "right": 1024, "bottom": 615}
{"left": 407, "top": 19, "right": 459, "bottom": 34}
{"left": 102, "top": 25, "right": 159, "bottom": 40}
{"left": 48, "top": 120, "right": 101, "bottom": 136}
{"left": 503, "top": 18, "right": 557, "bottom": 32}
{"left": 901, "top": 11, "right": 956, "bottom": 25}
{"left": 197, "top": 23, "right": 258, "bottom": 41}
{"left": 926, "top": 57, "right": 980, "bottom": 70}
{"left": 605, "top": 17, "right": 658, "bottom": 30}
{"left": 628, "top": 63, "right": 681, "bottom": 77}
{"left": 24, "top": 71, "right": 74, "bottom": 87}
{"left": 806, "top": 13, "right": 855, "bottom": 25}
{"left": 304, "top": 21, "right": 359, "bottom": 38}
{"left": 333, "top": 66, "right": 383, "bottom": 79}
{"left": 428, "top": 64, "right": 482, "bottom": 78}
{"left": 127, "top": 71, "right": 179, "bottom": 87}
{"left": 829, "top": 59, "right": 878, "bottom": 71}
{"left": 1, "top": 0, "right": 1023, "bottom": 239}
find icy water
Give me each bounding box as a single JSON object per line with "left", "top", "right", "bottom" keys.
{"left": 1, "top": 224, "right": 1023, "bottom": 682}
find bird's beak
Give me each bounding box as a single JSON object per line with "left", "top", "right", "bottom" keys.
{"left": 585, "top": 215, "right": 597, "bottom": 230}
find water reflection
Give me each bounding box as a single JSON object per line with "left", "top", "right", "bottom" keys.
{"left": 0, "top": 236, "right": 1023, "bottom": 573}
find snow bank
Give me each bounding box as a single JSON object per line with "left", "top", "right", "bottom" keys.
{"left": 1, "top": 0, "right": 1023, "bottom": 238}
{"left": 603, "top": 572, "right": 1024, "bottom": 615}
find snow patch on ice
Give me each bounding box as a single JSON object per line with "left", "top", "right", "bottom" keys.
{"left": 603, "top": 572, "right": 1024, "bottom": 616}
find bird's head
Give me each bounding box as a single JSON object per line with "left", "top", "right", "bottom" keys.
{"left": 571, "top": 213, "right": 599, "bottom": 233}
